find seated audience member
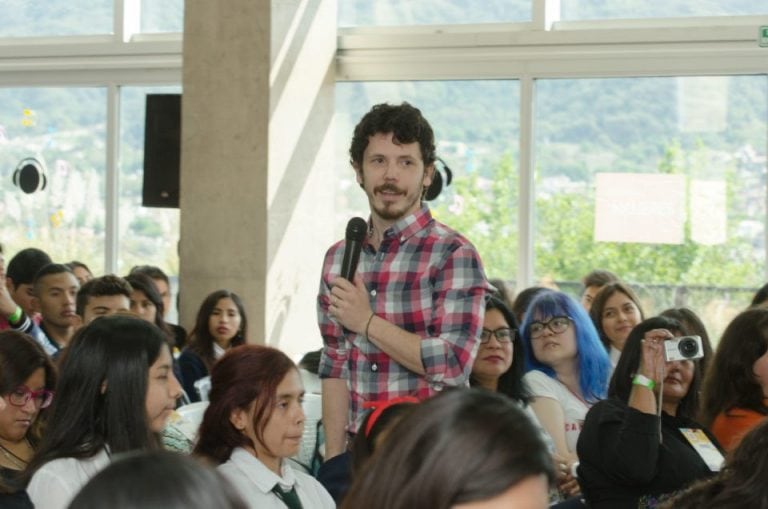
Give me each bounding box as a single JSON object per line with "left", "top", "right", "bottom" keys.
{"left": 521, "top": 291, "right": 610, "bottom": 470}
{"left": 580, "top": 269, "right": 618, "bottom": 312}
{"left": 178, "top": 290, "right": 247, "bottom": 402}
{"left": 75, "top": 275, "right": 131, "bottom": 324}
{"left": 7, "top": 264, "right": 79, "bottom": 358}
{"left": 471, "top": 295, "right": 578, "bottom": 501}
{"left": 25, "top": 315, "right": 182, "bottom": 509}
{"left": 65, "top": 261, "right": 93, "bottom": 286}
{"left": 317, "top": 397, "right": 418, "bottom": 505}
{"left": 124, "top": 273, "right": 175, "bottom": 348}
{"left": 194, "top": 345, "right": 335, "bottom": 509}
{"left": 512, "top": 286, "right": 548, "bottom": 325}
{"left": 489, "top": 277, "right": 514, "bottom": 309}
{"left": 658, "top": 419, "right": 768, "bottom": 509}
{"left": 589, "top": 282, "right": 644, "bottom": 369}
{"left": 750, "top": 282, "right": 768, "bottom": 308}
{"left": 130, "top": 265, "right": 187, "bottom": 348}
{"left": 4, "top": 248, "right": 52, "bottom": 321}
{"left": 297, "top": 348, "right": 322, "bottom": 394}
{"left": 577, "top": 316, "right": 721, "bottom": 509}
{"left": 700, "top": 307, "right": 768, "bottom": 452}
{"left": 341, "top": 389, "right": 555, "bottom": 509}
{"left": 0, "top": 331, "right": 56, "bottom": 509}
{"left": 659, "top": 307, "right": 714, "bottom": 379}
{"left": 67, "top": 450, "right": 247, "bottom": 509}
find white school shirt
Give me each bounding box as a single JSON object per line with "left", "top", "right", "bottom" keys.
{"left": 218, "top": 447, "right": 335, "bottom": 509}
{"left": 524, "top": 369, "right": 590, "bottom": 453}
{"left": 27, "top": 448, "right": 111, "bottom": 509}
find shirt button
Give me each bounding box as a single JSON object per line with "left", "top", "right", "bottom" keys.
{"left": 370, "top": 289, "right": 377, "bottom": 297}
{"left": 371, "top": 363, "right": 378, "bottom": 372}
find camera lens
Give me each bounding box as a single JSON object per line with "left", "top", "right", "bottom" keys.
{"left": 678, "top": 338, "right": 699, "bottom": 358}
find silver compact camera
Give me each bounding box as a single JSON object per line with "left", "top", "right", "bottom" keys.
{"left": 663, "top": 335, "right": 704, "bottom": 362}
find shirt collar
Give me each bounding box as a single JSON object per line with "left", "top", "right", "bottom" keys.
{"left": 229, "top": 447, "right": 297, "bottom": 494}
{"left": 213, "top": 343, "right": 226, "bottom": 359}
{"left": 373, "top": 205, "right": 433, "bottom": 245}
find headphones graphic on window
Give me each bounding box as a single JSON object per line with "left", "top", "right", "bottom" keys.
{"left": 13, "top": 157, "right": 47, "bottom": 194}
{"left": 424, "top": 157, "right": 453, "bottom": 201}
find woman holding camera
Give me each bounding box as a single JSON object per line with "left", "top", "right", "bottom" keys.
{"left": 576, "top": 316, "right": 721, "bottom": 509}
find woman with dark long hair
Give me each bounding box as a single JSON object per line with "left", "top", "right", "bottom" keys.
{"left": 124, "top": 273, "right": 174, "bottom": 346}
{"left": 577, "top": 316, "right": 720, "bottom": 508}
{"left": 0, "top": 331, "right": 56, "bottom": 509}
{"left": 25, "top": 315, "right": 182, "bottom": 509}
{"left": 194, "top": 345, "right": 334, "bottom": 508}
{"left": 341, "top": 389, "right": 555, "bottom": 509}
{"left": 700, "top": 307, "right": 768, "bottom": 451}
{"left": 178, "top": 290, "right": 247, "bottom": 402}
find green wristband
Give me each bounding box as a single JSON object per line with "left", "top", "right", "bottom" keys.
{"left": 632, "top": 374, "right": 656, "bottom": 390}
{"left": 8, "top": 306, "right": 22, "bottom": 324}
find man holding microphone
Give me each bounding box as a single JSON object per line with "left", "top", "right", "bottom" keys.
{"left": 317, "top": 102, "right": 492, "bottom": 459}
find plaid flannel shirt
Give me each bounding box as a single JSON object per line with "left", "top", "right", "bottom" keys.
{"left": 317, "top": 206, "right": 492, "bottom": 432}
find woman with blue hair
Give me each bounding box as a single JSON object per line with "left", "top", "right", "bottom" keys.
{"left": 521, "top": 290, "right": 611, "bottom": 475}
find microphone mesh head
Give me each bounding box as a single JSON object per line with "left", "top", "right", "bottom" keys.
{"left": 346, "top": 217, "right": 368, "bottom": 241}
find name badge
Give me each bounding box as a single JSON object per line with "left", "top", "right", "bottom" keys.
{"left": 679, "top": 428, "right": 724, "bottom": 472}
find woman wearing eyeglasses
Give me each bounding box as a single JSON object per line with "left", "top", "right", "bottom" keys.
{"left": 25, "top": 315, "right": 182, "bottom": 509}
{"left": 472, "top": 295, "right": 581, "bottom": 502}
{"left": 0, "top": 331, "right": 56, "bottom": 509}
{"left": 521, "top": 290, "right": 611, "bottom": 474}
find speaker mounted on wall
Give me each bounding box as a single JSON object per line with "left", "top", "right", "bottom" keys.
{"left": 143, "top": 94, "right": 181, "bottom": 208}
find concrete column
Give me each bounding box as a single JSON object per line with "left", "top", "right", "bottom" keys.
{"left": 180, "top": 0, "right": 336, "bottom": 359}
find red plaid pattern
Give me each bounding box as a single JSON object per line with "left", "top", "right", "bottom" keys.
{"left": 317, "top": 207, "right": 492, "bottom": 432}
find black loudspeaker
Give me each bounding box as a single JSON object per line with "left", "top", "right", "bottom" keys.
{"left": 143, "top": 94, "right": 181, "bottom": 208}
{"left": 13, "top": 157, "right": 47, "bottom": 194}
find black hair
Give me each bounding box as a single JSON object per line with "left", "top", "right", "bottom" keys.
{"left": 341, "top": 389, "right": 554, "bottom": 509}
{"left": 470, "top": 295, "right": 531, "bottom": 405}
{"left": 25, "top": 315, "right": 167, "bottom": 481}
{"left": 699, "top": 307, "right": 768, "bottom": 427}
{"left": 67, "top": 450, "right": 247, "bottom": 509}
{"left": 129, "top": 265, "right": 170, "bottom": 286}
{"left": 609, "top": 316, "right": 701, "bottom": 420}
{"left": 511, "top": 286, "right": 548, "bottom": 325}
{"left": 350, "top": 401, "right": 418, "bottom": 476}
{"left": 32, "top": 263, "right": 76, "bottom": 295}
{"left": 75, "top": 275, "right": 132, "bottom": 317}
{"left": 581, "top": 269, "right": 619, "bottom": 290}
{"left": 66, "top": 260, "right": 92, "bottom": 275}
{"left": 349, "top": 102, "right": 436, "bottom": 169}
{"left": 124, "top": 273, "right": 173, "bottom": 342}
{"left": 750, "top": 283, "right": 768, "bottom": 308}
{"left": 6, "top": 248, "right": 53, "bottom": 288}
{"left": 0, "top": 331, "right": 57, "bottom": 447}
{"left": 187, "top": 290, "right": 248, "bottom": 372}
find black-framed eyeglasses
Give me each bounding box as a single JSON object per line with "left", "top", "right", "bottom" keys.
{"left": 529, "top": 316, "right": 572, "bottom": 339}
{"left": 480, "top": 327, "right": 515, "bottom": 344}
{"left": 6, "top": 386, "right": 54, "bottom": 409}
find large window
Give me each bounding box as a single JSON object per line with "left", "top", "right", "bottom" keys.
{"left": 560, "top": 0, "right": 768, "bottom": 20}
{"left": 335, "top": 81, "right": 520, "bottom": 279}
{"left": 0, "top": 1, "right": 113, "bottom": 36}
{"left": 0, "top": 88, "right": 107, "bottom": 273}
{"left": 534, "top": 75, "right": 768, "bottom": 337}
{"left": 338, "top": 0, "right": 531, "bottom": 26}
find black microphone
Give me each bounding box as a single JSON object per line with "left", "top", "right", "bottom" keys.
{"left": 341, "top": 217, "right": 368, "bottom": 281}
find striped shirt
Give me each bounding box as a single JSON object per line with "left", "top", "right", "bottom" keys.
{"left": 317, "top": 206, "right": 492, "bottom": 432}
